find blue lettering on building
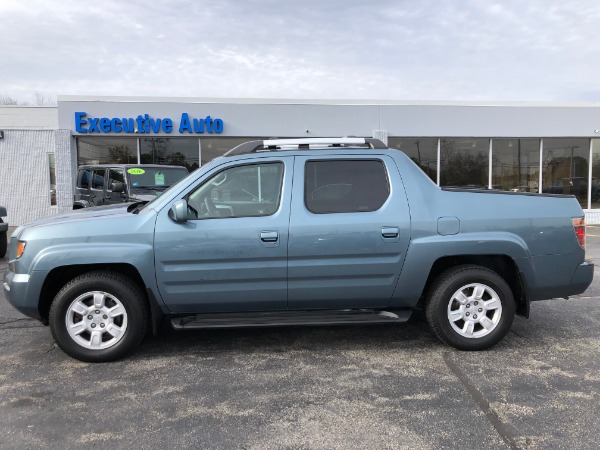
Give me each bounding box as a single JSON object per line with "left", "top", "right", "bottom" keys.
{"left": 74, "top": 112, "right": 224, "bottom": 134}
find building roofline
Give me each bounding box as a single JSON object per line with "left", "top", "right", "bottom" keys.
{"left": 56, "top": 95, "right": 600, "bottom": 108}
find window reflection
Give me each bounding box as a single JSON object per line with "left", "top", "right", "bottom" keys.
{"left": 78, "top": 137, "right": 138, "bottom": 165}
{"left": 589, "top": 139, "right": 600, "bottom": 209}
{"left": 440, "top": 138, "right": 489, "bottom": 188}
{"left": 388, "top": 138, "right": 437, "bottom": 182}
{"left": 492, "top": 139, "right": 540, "bottom": 192}
{"left": 141, "top": 138, "right": 199, "bottom": 172}
{"left": 200, "top": 137, "right": 272, "bottom": 165}
{"left": 542, "top": 138, "right": 590, "bottom": 207}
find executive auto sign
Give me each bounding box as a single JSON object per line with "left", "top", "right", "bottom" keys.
{"left": 74, "top": 112, "right": 224, "bottom": 134}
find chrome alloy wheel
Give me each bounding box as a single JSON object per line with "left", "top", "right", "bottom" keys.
{"left": 447, "top": 283, "right": 503, "bottom": 339}
{"left": 65, "top": 291, "right": 128, "bottom": 350}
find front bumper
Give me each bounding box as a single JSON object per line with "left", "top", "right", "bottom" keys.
{"left": 3, "top": 268, "right": 45, "bottom": 320}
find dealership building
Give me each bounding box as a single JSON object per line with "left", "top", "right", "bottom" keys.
{"left": 1, "top": 96, "right": 600, "bottom": 225}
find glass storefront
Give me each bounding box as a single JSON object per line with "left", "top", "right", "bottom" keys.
{"left": 76, "top": 136, "right": 600, "bottom": 210}
{"left": 77, "top": 137, "right": 267, "bottom": 172}
{"left": 200, "top": 137, "right": 270, "bottom": 165}
{"left": 492, "top": 139, "right": 540, "bottom": 192}
{"left": 388, "top": 138, "right": 437, "bottom": 182}
{"left": 440, "top": 138, "right": 489, "bottom": 188}
{"left": 78, "top": 137, "right": 138, "bottom": 165}
{"left": 542, "top": 138, "right": 590, "bottom": 207}
{"left": 140, "top": 137, "right": 199, "bottom": 172}
{"left": 591, "top": 139, "right": 600, "bottom": 209}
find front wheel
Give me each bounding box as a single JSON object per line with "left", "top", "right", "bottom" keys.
{"left": 49, "top": 271, "right": 148, "bottom": 362}
{"left": 425, "top": 265, "right": 515, "bottom": 350}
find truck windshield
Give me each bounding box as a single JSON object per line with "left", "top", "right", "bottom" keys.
{"left": 127, "top": 167, "right": 188, "bottom": 189}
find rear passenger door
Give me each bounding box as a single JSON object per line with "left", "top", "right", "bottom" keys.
{"left": 75, "top": 168, "right": 93, "bottom": 206}
{"left": 90, "top": 169, "right": 107, "bottom": 207}
{"left": 288, "top": 155, "right": 411, "bottom": 310}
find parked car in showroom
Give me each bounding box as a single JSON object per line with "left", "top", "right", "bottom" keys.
{"left": 73, "top": 164, "right": 189, "bottom": 209}
{"left": 0, "top": 205, "right": 7, "bottom": 258}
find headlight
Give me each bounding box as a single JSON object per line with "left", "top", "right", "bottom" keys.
{"left": 16, "top": 241, "right": 26, "bottom": 259}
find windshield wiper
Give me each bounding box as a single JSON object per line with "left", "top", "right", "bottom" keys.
{"left": 134, "top": 186, "right": 168, "bottom": 191}
{"left": 127, "top": 201, "right": 149, "bottom": 214}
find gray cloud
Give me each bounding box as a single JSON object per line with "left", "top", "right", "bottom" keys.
{"left": 1, "top": 0, "right": 600, "bottom": 102}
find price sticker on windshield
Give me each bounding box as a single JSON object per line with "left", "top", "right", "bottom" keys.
{"left": 127, "top": 168, "right": 145, "bottom": 175}
{"left": 155, "top": 171, "right": 165, "bottom": 185}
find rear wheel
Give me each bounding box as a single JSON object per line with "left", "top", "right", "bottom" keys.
{"left": 426, "top": 265, "right": 515, "bottom": 350}
{"left": 49, "top": 271, "right": 148, "bottom": 362}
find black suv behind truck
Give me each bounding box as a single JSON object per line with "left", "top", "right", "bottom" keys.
{"left": 73, "top": 164, "right": 189, "bottom": 209}
{"left": 0, "top": 206, "right": 7, "bottom": 258}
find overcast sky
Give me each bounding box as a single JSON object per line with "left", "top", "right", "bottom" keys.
{"left": 2, "top": 0, "right": 600, "bottom": 103}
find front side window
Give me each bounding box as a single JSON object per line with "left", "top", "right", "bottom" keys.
{"left": 304, "top": 159, "right": 390, "bottom": 214}
{"left": 186, "top": 162, "right": 284, "bottom": 219}
{"left": 107, "top": 169, "right": 125, "bottom": 192}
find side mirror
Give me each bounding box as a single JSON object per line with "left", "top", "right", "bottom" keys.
{"left": 110, "top": 182, "right": 124, "bottom": 193}
{"left": 170, "top": 199, "right": 188, "bottom": 223}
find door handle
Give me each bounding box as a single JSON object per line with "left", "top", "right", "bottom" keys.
{"left": 260, "top": 231, "right": 279, "bottom": 243}
{"left": 381, "top": 227, "right": 399, "bottom": 238}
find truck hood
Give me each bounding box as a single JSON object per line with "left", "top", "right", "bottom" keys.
{"left": 13, "top": 203, "right": 136, "bottom": 239}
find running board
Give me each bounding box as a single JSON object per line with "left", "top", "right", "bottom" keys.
{"left": 171, "top": 310, "right": 412, "bottom": 330}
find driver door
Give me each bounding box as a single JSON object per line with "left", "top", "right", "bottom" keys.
{"left": 154, "top": 157, "right": 292, "bottom": 313}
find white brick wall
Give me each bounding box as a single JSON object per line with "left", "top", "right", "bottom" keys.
{"left": 0, "top": 129, "right": 71, "bottom": 225}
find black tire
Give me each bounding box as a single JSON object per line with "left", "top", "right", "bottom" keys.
{"left": 0, "top": 231, "right": 6, "bottom": 259}
{"left": 425, "top": 264, "right": 515, "bottom": 350}
{"left": 49, "top": 271, "right": 148, "bottom": 362}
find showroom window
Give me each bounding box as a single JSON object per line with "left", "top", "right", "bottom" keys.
{"left": 542, "top": 138, "right": 590, "bottom": 207}
{"left": 388, "top": 137, "right": 438, "bottom": 182}
{"left": 200, "top": 137, "right": 272, "bottom": 166}
{"left": 440, "top": 138, "right": 489, "bottom": 188}
{"left": 48, "top": 153, "right": 56, "bottom": 206}
{"left": 77, "top": 137, "right": 200, "bottom": 171}
{"left": 140, "top": 137, "right": 199, "bottom": 172}
{"left": 492, "top": 139, "right": 540, "bottom": 192}
{"left": 78, "top": 137, "right": 138, "bottom": 165}
{"left": 304, "top": 159, "right": 389, "bottom": 214}
{"left": 591, "top": 139, "right": 600, "bottom": 209}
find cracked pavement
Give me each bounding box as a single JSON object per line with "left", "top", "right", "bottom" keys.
{"left": 1, "top": 229, "right": 600, "bottom": 449}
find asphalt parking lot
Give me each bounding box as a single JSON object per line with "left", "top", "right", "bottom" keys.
{"left": 1, "top": 228, "right": 600, "bottom": 449}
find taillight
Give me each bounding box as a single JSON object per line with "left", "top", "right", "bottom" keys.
{"left": 573, "top": 217, "right": 585, "bottom": 249}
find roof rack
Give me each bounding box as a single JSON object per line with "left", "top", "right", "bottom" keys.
{"left": 224, "top": 137, "right": 388, "bottom": 156}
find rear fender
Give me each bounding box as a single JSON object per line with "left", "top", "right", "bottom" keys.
{"left": 391, "top": 232, "right": 533, "bottom": 307}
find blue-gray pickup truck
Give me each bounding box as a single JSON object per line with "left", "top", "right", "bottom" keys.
{"left": 2, "top": 138, "right": 594, "bottom": 362}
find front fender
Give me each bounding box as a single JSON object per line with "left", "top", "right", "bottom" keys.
{"left": 30, "top": 243, "right": 157, "bottom": 288}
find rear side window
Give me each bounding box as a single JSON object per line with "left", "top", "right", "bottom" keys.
{"left": 304, "top": 159, "right": 390, "bottom": 214}
{"left": 107, "top": 169, "right": 125, "bottom": 191}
